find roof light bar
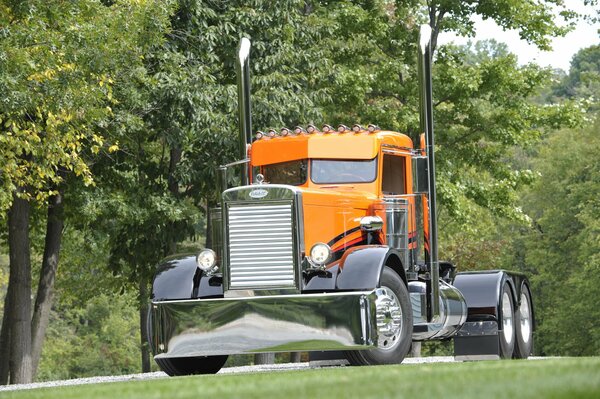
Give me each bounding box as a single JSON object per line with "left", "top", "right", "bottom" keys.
{"left": 294, "top": 126, "right": 307, "bottom": 135}
{"left": 267, "top": 129, "right": 277, "bottom": 138}
{"left": 255, "top": 131, "right": 264, "bottom": 139}
{"left": 306, "top": 124, "right": 318, "bottom": 134}
{"left": 367, "top": 124, "right": 380, "bottom": 133}
{"left": 337, "top": 124, "right": 349, "bottom": 133}
{"left": 352, "top": 124, "right": 363, "bottom": 132}
{"left": 280, "top": 127, "right": 291, "bottom": 136}
{"left": 322, "top": 124, "right": 334, "bottom": 133}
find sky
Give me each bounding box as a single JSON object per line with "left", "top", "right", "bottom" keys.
{"left": 437, "top": 3, "right": 599, "bottom": 72}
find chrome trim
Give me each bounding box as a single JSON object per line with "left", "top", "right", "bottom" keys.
{"left": 411, "top": 280, "right": 468, "bottom": 341}
{"left": 375, "top": 286, "right": 404, "bottom": 351}
{"left": 519, "top": 292, "right": 532, "bottom": 345}
{"left": 418, "top": 24, "right": 440, "bottom": 322}
{"left": 150, "top": 291, "right": 378, "bottom": 357}
{"left": 222, "top": 185, "right": 304, "bottom": 297}
{"left": 360, "top": 216, "right": 384, "bottom": 232}
{"left": 227, "top": 203, "right": 295, "bottom": 289}
{"left": 374, "top": 197, "right": 410, "bottom": 270}
{"left": 502, "top": 291, "right": 514, "bottom": 345}
{"left": 236, "top": 38, "right": 252, "bottom": 185}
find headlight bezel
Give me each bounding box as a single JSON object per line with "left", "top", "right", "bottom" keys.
{"left": 308, "top": 242, "right": 332, "bottom": 268}
{"left": 196, "top": 249, "right": 218, "bottom": 273}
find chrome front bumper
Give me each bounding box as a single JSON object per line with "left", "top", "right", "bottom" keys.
{"left": 150, "top": 291, "right": 378, "bottom": 358}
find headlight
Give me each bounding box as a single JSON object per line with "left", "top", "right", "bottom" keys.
{"left": 310, "top": 243, "right": 332, "bottom": 266}
{"left": 197, "top": 249, "right": 217, "bottom": 271}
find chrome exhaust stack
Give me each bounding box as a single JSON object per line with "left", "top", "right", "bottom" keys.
{"left": 236, "top": 37, "right": 253, "bottom": 186}
{"left": 418, "top": 24, "right": 440, "bottom": 322}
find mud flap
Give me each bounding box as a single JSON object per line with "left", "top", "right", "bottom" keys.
{"left": 454, "top": 321, "right": 500, "bottom": 361}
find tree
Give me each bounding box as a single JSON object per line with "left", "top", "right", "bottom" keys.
{"left": 0, "top": 0, "right": 172, "bottom": 384}
{"left": 522, "top": 119, "right": 600, "bottom": 356}
{"left": 309, "top": 1, "right": 582, "bottom": 224}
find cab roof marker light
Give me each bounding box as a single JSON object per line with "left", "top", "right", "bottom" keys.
{"left": 294, "top": 126, "right": 307, "bottom": 135}
{"left": 280, "top": 127, "right": 291, "bottom": 136}
{"left": 255, "top": 131, "right": 264, "bottom": 139}
{"left": 367, "top": 124, "right": 380, "bottom": 133}
{"left": 337, "top": 124, "right": 349, "bottom": 133}
{"left": 322, "top": 124, "right": 334, "bottom": 133}
{"left": 306, "top": 124, "right": 318, "bottom": 134}
{"left": 352, "top": 124, "right": 363, "bottom": 132}
{"left": 267, "top": 129, "right": 277, "bottom": 138}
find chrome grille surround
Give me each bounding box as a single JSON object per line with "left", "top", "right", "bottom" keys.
{"left": 222, "top": 185, "right": 303, "bottom": 296}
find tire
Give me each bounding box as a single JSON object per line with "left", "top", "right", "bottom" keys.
{"left": 156, "top": 355, "right": 229, "bottom": 376}
{"left": 514, "top": 284, "right": 534, "bottom": 359}
{"left": 498, "top": 282, "right": 516, "bottom": 359}
{"left": 147, "top": 305, "right": 229, "bottom": 375}
{"left": 345, "top": 266, "right": 413, "bottom": 365}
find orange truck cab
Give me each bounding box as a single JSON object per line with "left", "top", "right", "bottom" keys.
{"left": 252, "top": 129, "right": 419, "bottom": 268}
{"left": 148, "top": 27, "right": 535, "bottom": 376}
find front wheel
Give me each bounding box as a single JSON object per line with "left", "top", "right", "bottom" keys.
{"left": 156, "top": 356, "right": 229, "bottom": 376}
{"left": 345, "top": 266, "right": 413, "bottom": 365}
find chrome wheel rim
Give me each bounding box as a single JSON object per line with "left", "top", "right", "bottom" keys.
{"left": 519, "top": 292, "right": 532, "bottom": 345}
{"left": 375, "top": 286, "right": 403, "bottom": 351}
{"left": 502, "top": 291, "right": 514, "bottom": 346}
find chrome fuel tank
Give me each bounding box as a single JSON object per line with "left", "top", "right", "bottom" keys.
{"left": 409, "top": 280, "right": 467, "bottom": 340}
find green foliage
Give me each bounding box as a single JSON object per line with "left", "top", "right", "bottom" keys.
{"left": 553, "top": 44, "right": 600, "bottom": 111}
{"left": 522, "top": 120, "right": 600, "bottom": 356}
{"left": 0, "top": 0, "right": 173, "bottom": 211}
{"left": 430, "top": 0, "right": 576, "bottom": 50}
{"left": 36, "top": 293, "right": 141, "bottom": 381}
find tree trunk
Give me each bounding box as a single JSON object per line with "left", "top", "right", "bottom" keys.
{"left": 7, "top": 194, "right": 33, "bottom": 384}
{"left": 139, "top": 277, "right": 151, "bottom": 373}
{"left": 30, "top": 191, "right": 64, "bottom": 378}
{"left": 0, "top": 283, "right": 13, "bottom": 385}
{"left": 254, "top": 353, "right": 275, "bottom": 365}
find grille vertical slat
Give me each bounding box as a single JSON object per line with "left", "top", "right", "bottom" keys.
{"left": 227, "top": 203, "right": 296, "bottom": 289}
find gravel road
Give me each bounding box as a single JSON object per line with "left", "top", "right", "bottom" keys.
{"left": 0, "top": 356, "right": 458, "bottom": 392}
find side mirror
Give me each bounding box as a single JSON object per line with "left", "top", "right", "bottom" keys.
{"left": 360, "top": 216, "right": 384, "bottom": 232}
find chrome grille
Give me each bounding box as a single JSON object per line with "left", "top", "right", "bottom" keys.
{"left": 227, "top": 203, "right": 296, "bottom": 289}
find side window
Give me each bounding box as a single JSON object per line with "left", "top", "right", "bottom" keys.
{"left": 382, "top": 154, "right": 406, "bottom": 195}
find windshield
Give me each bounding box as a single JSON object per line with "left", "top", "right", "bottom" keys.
{"left": 311, "top": 158, "right": 377, "bottom": 184}
{"left": 262, "top": 159, "right": 307, "bottom": 186}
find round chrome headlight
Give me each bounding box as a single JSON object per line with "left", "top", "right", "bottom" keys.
{"left": 197, "top": 249, "right": 217, "bottom": 271}
{"left": 310, "top": 243, "right": 332, "bottom": 266}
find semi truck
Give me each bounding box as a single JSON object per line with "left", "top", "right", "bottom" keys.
{"left": 147, "top": 25, "right": 534, "bottom": 376}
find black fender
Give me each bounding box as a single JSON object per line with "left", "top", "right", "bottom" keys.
{"left": 151, "top": 254, "right": 223, "bottom": 301}
{"left": 453, "top": 270, "right": 532, "bottom": 327}
{"left": 336, "top": 245, "right": 406, "bottom": 290}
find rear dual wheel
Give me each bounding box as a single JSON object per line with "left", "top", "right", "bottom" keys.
{"left": 345, "top": 266, "right": 413, "bottom": 366}
{"left": 514, "top": 285, "right": 534, "bottom": 358}
{"left": 498, "top": 282, "right": 515, "bottom": 358}
{"left": 498, "top": 282, "right": 534, "bottom": 359}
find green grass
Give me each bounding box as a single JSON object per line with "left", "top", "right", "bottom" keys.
{"left": 3, "top": 358, "right": 600, "bottom": 399}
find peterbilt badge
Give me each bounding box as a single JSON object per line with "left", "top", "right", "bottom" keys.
{"left": 249, "top": 188, "right": 268, "bottom": 199}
